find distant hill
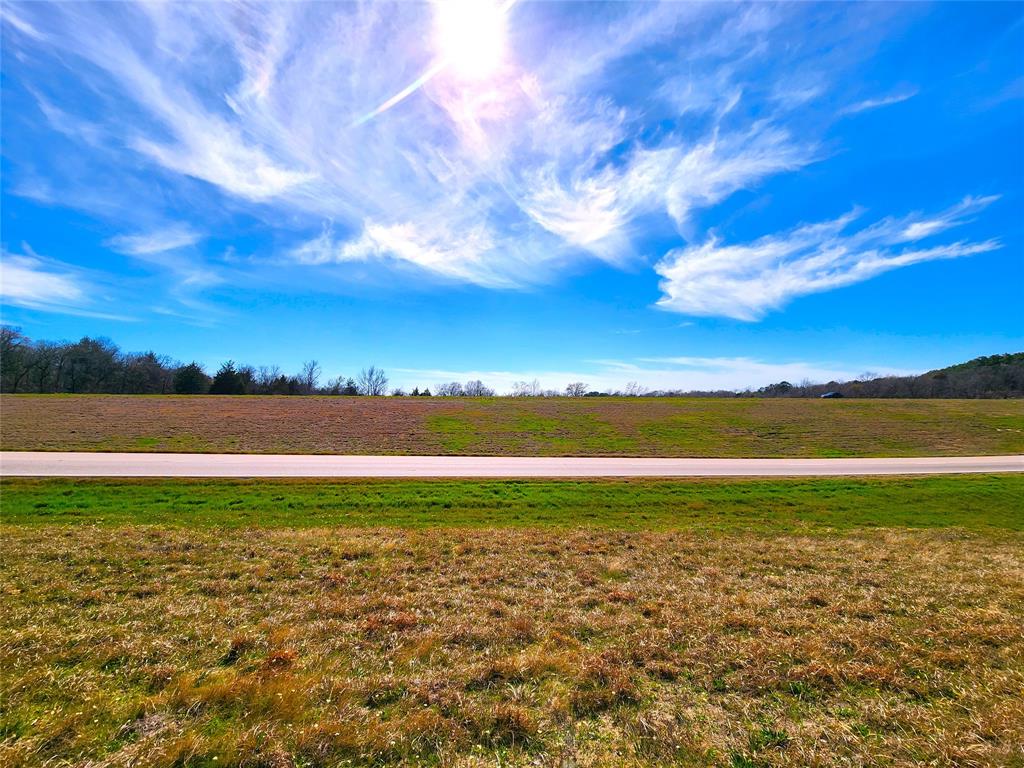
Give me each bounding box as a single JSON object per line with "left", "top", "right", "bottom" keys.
{"left": 909, "top": 353, "right": 1024, "bottom": 399}
{"left": 930, "top": 353, "right": 1024, "bottom": 375}
{"left": 734, "top": 353, "right": 1024, "bottom": 399}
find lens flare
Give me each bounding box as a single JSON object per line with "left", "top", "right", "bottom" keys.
{"left": 352, "top": 0, "right": 515, "bottom": 126}
{"left": 434, "top": 0, "right": 507, "bottom": 80}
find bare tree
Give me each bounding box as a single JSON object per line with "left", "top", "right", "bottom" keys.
{"left": 511, "top": 379, "right": 541, "bottom": 397}
{"left": 463, "top": 379, "right": 495, "bottom": 397}
{"left": 238, "top": 365, "right": 257, "bottom": 394}
{"left": 0, "top": 327, "right": 31, "bottom": 393}
{"left": 256, "top": 365, "right": 282, "bottom": 393}
{"left": 565, "top": 381, "right": 588, "bottom": 397}
{"left": 436, "top": 381, "right": 465, "bottom": 397}
{"left": 357, "top": 366, "right": 389, "bottom": 396}
{"left": 622, "top": 381, "right": 647, "bottom": 397}
{"left": 300, "top": 360, "right": 321, "bottom": 394}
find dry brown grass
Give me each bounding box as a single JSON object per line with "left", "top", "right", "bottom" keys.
{"left": 2, "top": 525, "right": 1022, "bottom": 766}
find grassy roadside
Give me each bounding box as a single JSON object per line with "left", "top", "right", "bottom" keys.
{"left": 3, "top": 478, "right": 1022, "bottom": 767}
{"left": 2, "top": 475, "right": 1023, "bottom": 532}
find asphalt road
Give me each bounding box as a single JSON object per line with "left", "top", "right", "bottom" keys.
{"left": 1, "top": 452, "right": 1022, "bottom": 477}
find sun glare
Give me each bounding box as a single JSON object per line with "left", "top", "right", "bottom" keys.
{"left": 434, "top": 0, "right": 508, "bottom": 80}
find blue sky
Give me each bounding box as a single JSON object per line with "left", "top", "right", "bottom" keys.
{"left": 1, "top": 1, "right": 1021, "bottom": 392}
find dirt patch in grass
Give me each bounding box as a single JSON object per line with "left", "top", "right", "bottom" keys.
{"left": 2, "top": 395, "right": 1023, "bottom": 456}
{"left": 2, "top": 525, "right": 1022, "bottom": 767}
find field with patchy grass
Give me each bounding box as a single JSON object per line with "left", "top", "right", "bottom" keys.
{"left": 2, "top": 477, "right": 1023, "bottom": 767}
{"left": 3, "top": 394, "right": 1023, "bottom": 456}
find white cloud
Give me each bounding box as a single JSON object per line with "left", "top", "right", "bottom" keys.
{"left": 132, "top": 133, "right": 313, "bottom": 203}
{"left": 20, "top": 3, "right": 313, "bottom": 204}
{"left": 105, "top": 226, "right": 224, "bottom": 312}
{"left": 105, "top": 226, "right": 202, "bottom": 256}
{"left": 894, "top": 195, "right": 998, "bottom": 241}
{"left": 1, "top": 6, "right": 44, "bottom": 40}
{"left": 655, "top": 196, "right": 1001, "bottom": 321}
{"left": 519, "top": 165, "right": 630, "bottom": 256}
{"left": 659, "top": 70, "right": 742, "bottom": 118}
{"left": 0, "top": 254, "right": 83, "bottom": 306}
{"left": 0, "top": 248, "right": 132, "bottom": 320}
{"left": 513, "top": 123, "right": 815, "bottom": 264}
{"left": 661, "top": 126, "right": 814, "bottom": 229}
{"left": 840, "top": 88, "right": 918, "bottom": 115}
{"left": 294, "top": 221, "right": 515, "bottom": 288}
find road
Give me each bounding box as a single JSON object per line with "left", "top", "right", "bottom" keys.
{"left": 1, "top": 452, "right": 1022, "bottom": 478}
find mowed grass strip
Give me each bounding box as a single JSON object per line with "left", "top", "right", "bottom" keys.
{"left": 3, "top": 475, "right": 1023, "bottom": 532}
{"left": 2, "top": 524, "right": 1022, "bottom": 767}
{"left": 3, "top": 394, "right": 1023, "bottom": 456}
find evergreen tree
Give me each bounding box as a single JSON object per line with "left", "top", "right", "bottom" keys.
{"left": 209, "top": 361, "right": 246, "bottom": 395}
{"left": 172, "top": 362, "right": 210, "bottom": 394}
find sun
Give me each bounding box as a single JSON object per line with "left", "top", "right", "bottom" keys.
{"left": 434, "top": 0, "right": 509, "bottom": 80}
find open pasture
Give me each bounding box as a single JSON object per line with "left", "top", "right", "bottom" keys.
{"left": 2, "top": 395, "right": 1022, "bottom": 457}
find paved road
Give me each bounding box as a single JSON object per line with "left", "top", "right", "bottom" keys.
{"left": 2, "top": 452, "right": 1022, "bottom": 477}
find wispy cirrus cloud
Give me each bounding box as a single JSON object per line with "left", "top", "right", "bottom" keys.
{"left": 0, "top": 246, "right": 133, "bottom": 320}
{"left": 105, "top": 226, "right": 202, "bottom": 256}
{"left": 0, "top": 4, "right": 42, "bottom": 40}
{"left": 104, "top": 225, "right": 226, "bottom": 322}
{"left": 655, "top": 196, "right": 1001, "bottom": 321}
{"left": 840, "top": 87, "right": 918, "bottom": 115}
{"left": 0, "top": 253, "right": 82, "bottom": 307}
{"left": 3, "top": 1, "right": 824, "bottom": 290}
{"left": 291, "top": 220, "right": 526, "bottom": 289}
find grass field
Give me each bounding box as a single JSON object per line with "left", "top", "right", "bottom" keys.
{"left": 2, "top": 477, "right": 1023, "bottom": 767}
{"left": 3, "top": 475, "right": 1023, "bottom": 531}
{"left": 2, "top": 394, "right": 1023, "bottom": 457}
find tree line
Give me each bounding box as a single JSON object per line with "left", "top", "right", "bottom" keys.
{"left": 1, "top": 327, "right": 1020, "bottom": 398}
{"left": 0, "top": 327, "right": 607, "bottom": 397}
{"left": 0, "top": 327, "right": 395, "bottom": 396}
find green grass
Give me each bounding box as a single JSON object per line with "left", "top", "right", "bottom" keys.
{"left": 426, "top": 410, "right": 636, "bottom": 455}
{"left": 3, "top": 475, "right": 1022, "bottom": 533}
